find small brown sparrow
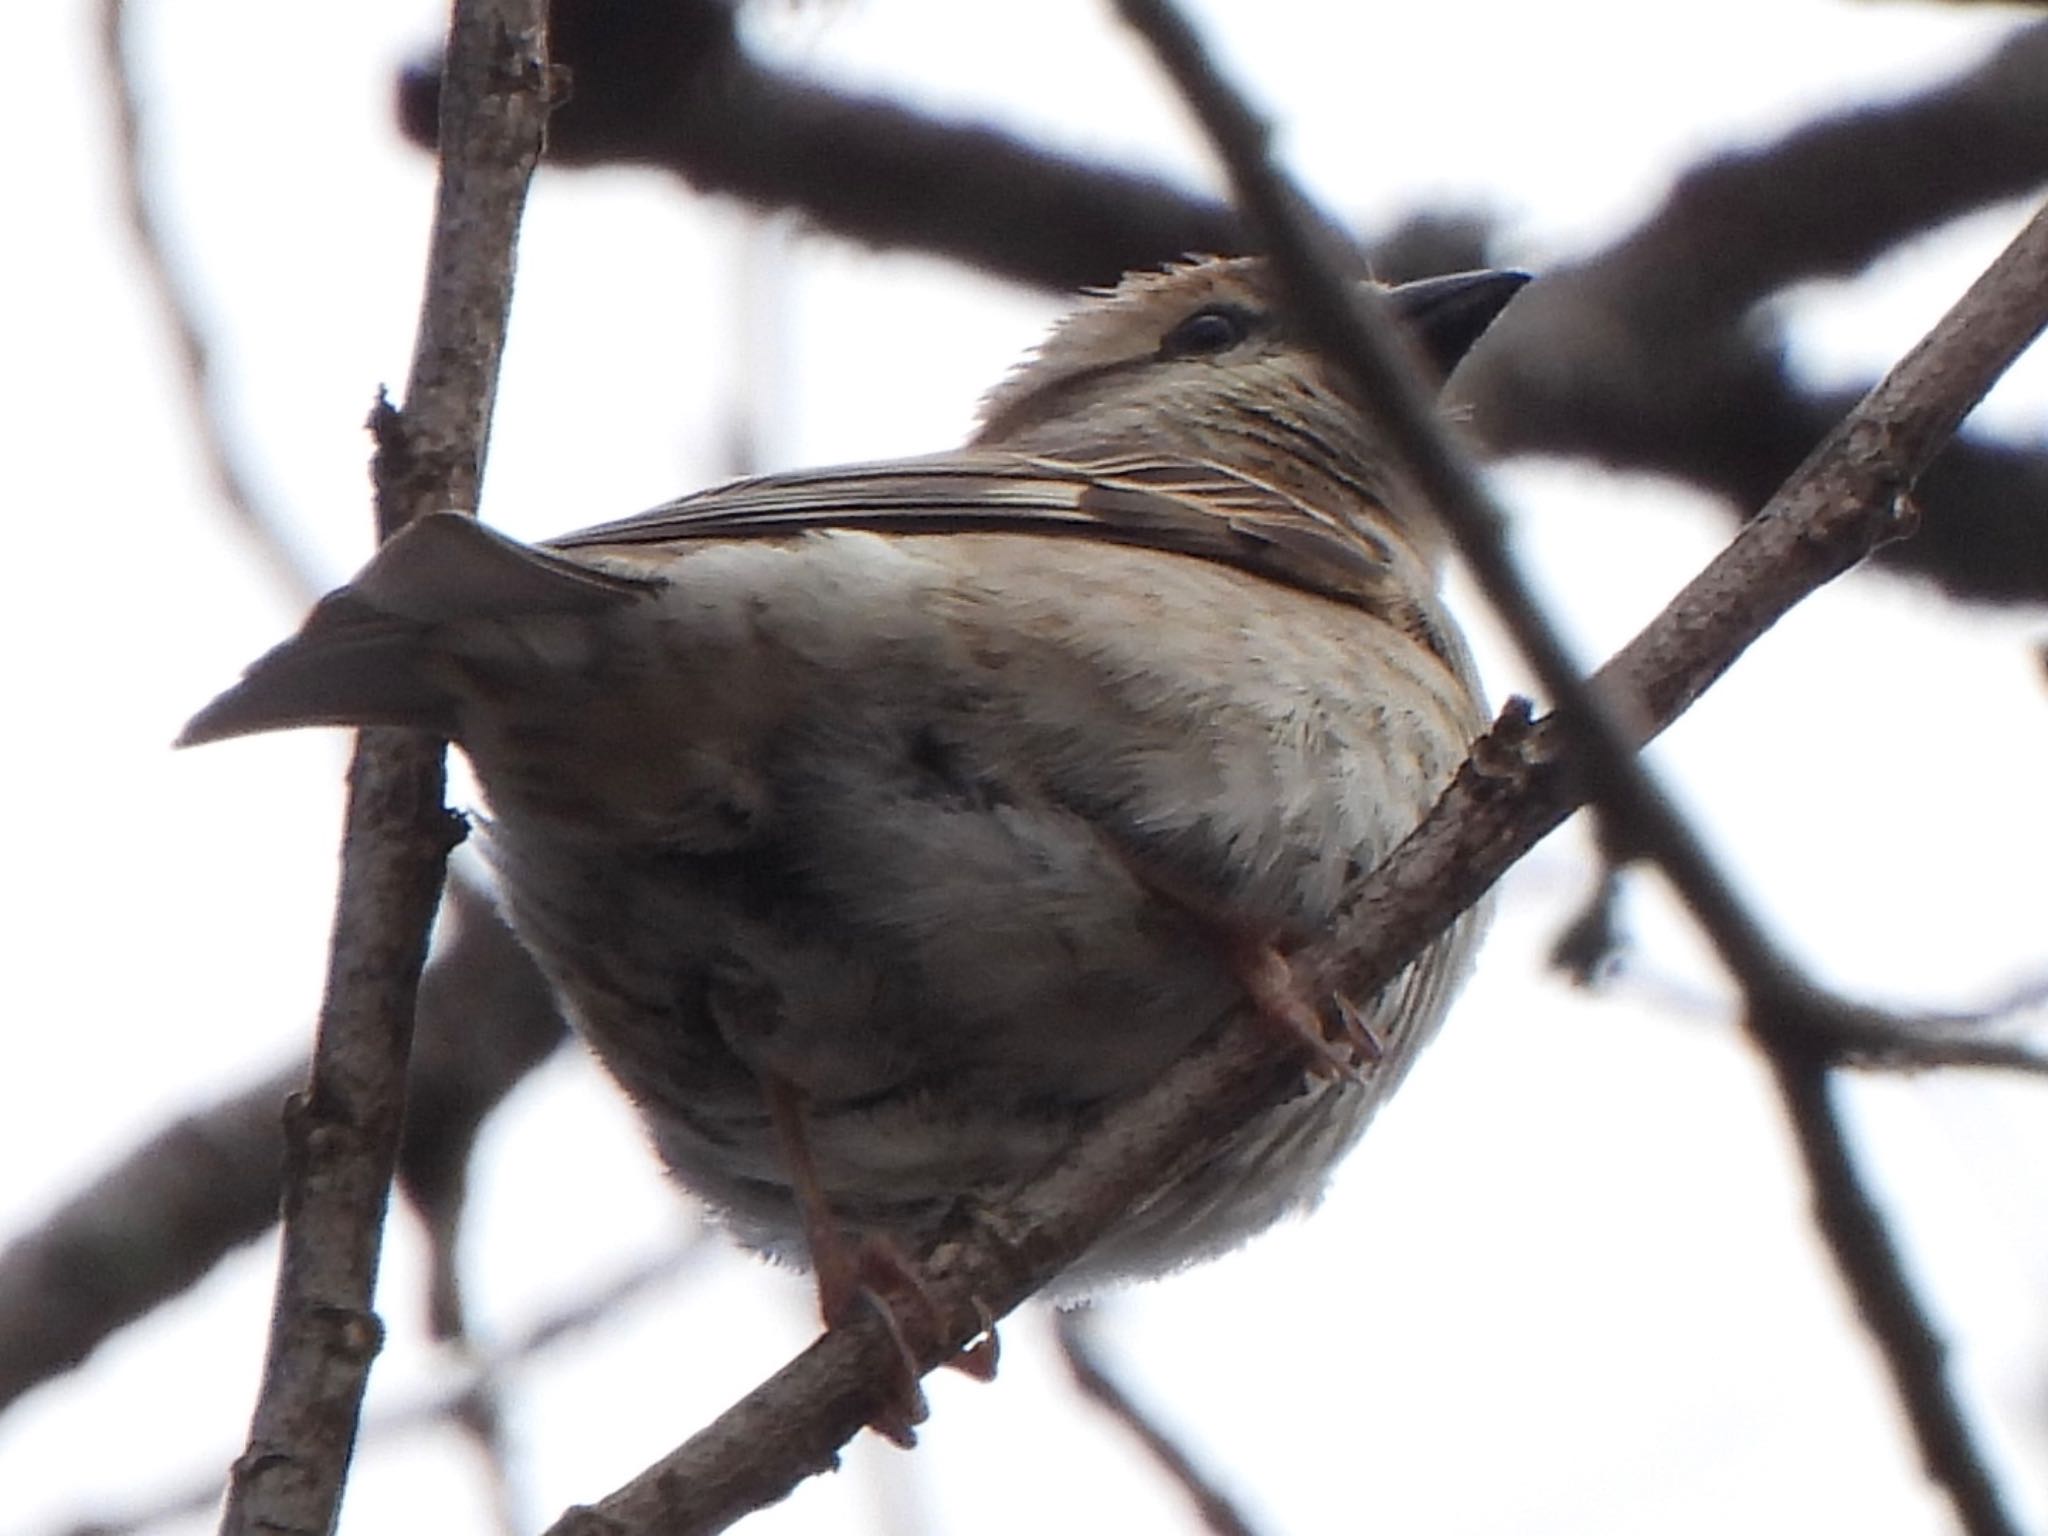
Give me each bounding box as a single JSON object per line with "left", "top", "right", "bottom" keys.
{"left": 184, "top": 258, "right": 1520, "bottom": 1387}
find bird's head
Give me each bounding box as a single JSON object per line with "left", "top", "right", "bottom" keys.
{"left": 974, "top": 256, "right": 1527, "bottom": 542}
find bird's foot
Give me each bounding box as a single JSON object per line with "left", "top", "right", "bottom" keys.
{"left": 813, "top": 1234, "right": 999, "bottom": 1446}
{"left": 1226, "top": 937, "right": 1372, "bottom": 1080}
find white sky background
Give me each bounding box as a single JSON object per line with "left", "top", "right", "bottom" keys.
{"left": 4, "top": 1, "right": 2047, "bottom": 1533}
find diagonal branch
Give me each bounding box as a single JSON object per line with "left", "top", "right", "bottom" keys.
{"left": 214, "top": 4, "right": 551, "bottom": 1533}
{"left": 35, "top": 1240, "right": 713, "bottom": 1536}
{"left": 1054, "top": 1308, "right": 1264, "bottom": 1536}
{"left": 532, "top": 40, "right": 2048, "bottom": 1536}
{"left": 1112, "top": 4, "right": 2048, "bottom": 1534}
{"left": 0, "top": 1059, "right": 299, "bottom": 1418}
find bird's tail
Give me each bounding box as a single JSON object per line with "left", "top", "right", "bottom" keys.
{"left": 177, "top": 511, "right": 658, "bottom": 747}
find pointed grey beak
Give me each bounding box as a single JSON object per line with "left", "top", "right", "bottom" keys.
{"left": 1387, "top": 269, "right": 1531, "bottom": 380}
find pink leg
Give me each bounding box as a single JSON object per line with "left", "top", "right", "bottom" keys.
{"left": 760, "top": 1074, "right": 998, "bottom": 1445}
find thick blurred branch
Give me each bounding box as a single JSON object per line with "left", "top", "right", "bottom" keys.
{"left": 1457, "top": 17, "right": 2048, "bottom": 606}
{"left": 0, "top": 805, "right": 561, "bottom": 1429}
{"left": 0, "top": 866, "right": 563, "bottom": 1426}
{"left": 399, "top": 4, "right": 2048, "bottom": 606}
{"left": 396, "top": 0, "right": 1483, "bottom": 285}
{"left": 401, "top": 0, "right": 1251, "bottom": 291}
{"left": 0, "top": 1061, "right": 295, "bottom": 1417}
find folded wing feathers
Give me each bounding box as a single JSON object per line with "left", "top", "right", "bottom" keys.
{"left": 181, "top": 454, "right": 1407, "bottom": 748}
{"left": 550, "top": 451, "right": 1400, "bottom": 613}
{"left": 359, "top": 511, "right": 661, "bottom": 619}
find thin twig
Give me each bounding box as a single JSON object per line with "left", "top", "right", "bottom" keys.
{"left": 353, "top": 1234, "right": 716, "bottom": 1536}
{"left": 1561, "top": 954, "right": 2048, "bottom": 1076}
{"left": 215, "top": 4, "right": 551, "bottom": 1533}
{"left": 38, "top": 1240, "right": 711, "bottom": 1536}
{"left": 1054, "top": 1308, "right": 1264, "bottom": 1536}
{"left": 1547, "top": 864, "right": 1627, "bottom": 985}
{"left": 1111, "top": 3, "right": 2047, "bottom": 1532}
{"left": 97, "top": 0, "right": 325, "bottom": 605}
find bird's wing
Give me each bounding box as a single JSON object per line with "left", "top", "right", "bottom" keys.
{"left": 549, "top": 450, "right": 1411, "bottom": 618}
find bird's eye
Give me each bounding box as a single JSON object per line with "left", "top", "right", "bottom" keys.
{"left": 1158, "top": 303, "right": 1257, "bottom": 359}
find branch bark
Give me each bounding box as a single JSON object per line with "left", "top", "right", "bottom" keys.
{"left": 216, "top": 5, "right": 550, "bottom": 1533}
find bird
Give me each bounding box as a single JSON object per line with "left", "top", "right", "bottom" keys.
{"left": 182, "top": 257, "right": 1522, "bottom": 1428}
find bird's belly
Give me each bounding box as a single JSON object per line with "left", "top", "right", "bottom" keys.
{"left": 458, "top": 532, "right": 1482, "bottom": 1265}
{"left": 479, "top": 748, "right": 1255, "bottom": 1253}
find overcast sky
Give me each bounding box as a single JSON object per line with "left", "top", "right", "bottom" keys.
{"left": 5, "top": 3, "right": 2046, "bottom": 1533}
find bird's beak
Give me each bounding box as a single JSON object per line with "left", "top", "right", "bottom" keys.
{"left": 1386, "top": 269, "right": 1531, "bottom": 381}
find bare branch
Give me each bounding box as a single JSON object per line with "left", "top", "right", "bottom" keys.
{"left": 1054, "top": 1308, "right": 1264, "bottom": 1536}
{"left": 400, "top": 0, "right": 1248, "bottom": 292}
{"left": 1604, "top": 21, "right": 2048, "bottom": 307}
{"left": 216, "top": 4, "right": 551, "bottom": 1532}
{"left": 98, "top": 0, "right": 327, "bottom": 605}
{"left": 1445, "top": 20, "right": 2048, "bottom": 607}
{"left": 1110, "top": 3, "right": 2047, "bottom": 1532}
{"left": 1800, "top": 1000, "right": 2048, "bottom": 1078}
{"left": 1546, "top": 864, "right": 1627, "bottom": 985}
{"left": 1456, "top": 22, "right": 2048, "bottom": 604}
{"left": 1562, "top": 944, "right": 2048, "bottom": 1077}
{"left": 399, "top": 5, "right": 2048, "bottom": 300}
{"left": 37, "top": 1241, "right": 711, "bottom": 1536}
